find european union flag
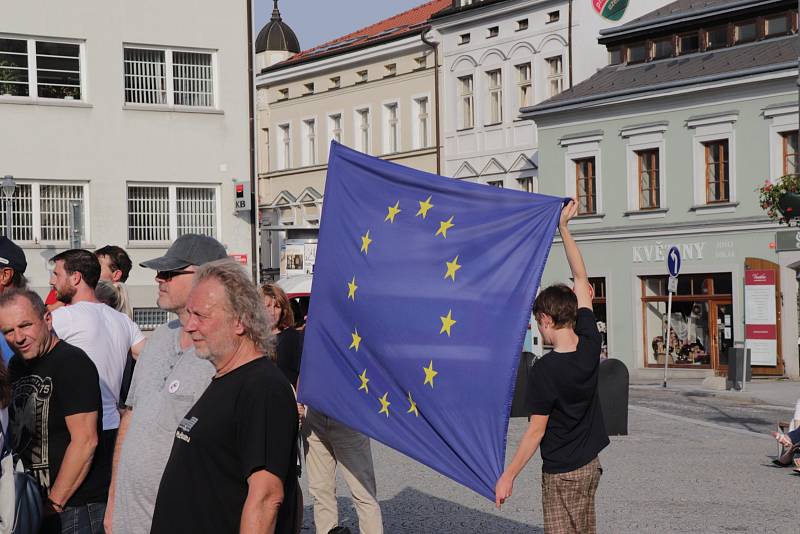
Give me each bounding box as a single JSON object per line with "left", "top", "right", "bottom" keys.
{"left": 298, "top": 142, "right": 564, "bottom": 500}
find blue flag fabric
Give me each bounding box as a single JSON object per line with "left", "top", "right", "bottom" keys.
{"left": 298, "top": 142, "right": 564, "bottom": 500}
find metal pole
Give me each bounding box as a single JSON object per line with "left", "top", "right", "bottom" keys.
{"left": 663, "top": 291, "right": 673, "bottom": 388}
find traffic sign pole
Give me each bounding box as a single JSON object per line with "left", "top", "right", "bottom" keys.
{"left": 664, "top": 247, "right": 682, "bottom": 388}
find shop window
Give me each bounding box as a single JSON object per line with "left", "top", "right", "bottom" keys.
{"left": 590, "top": 277, "right": 608, "bottom": 358}
{"left": 651, "top": 37, "right": 673, "bottom": 59}
{"left": 705, "top": 25, "right": 728, "bottom": 50}
{"left": 733, "top": 20, "right": 757, "bottom": 43}
{"left": 704, "top": 140, "right": 729, "bottom": 203}
{"left": 642, "top": 273, "right": 733, "bottom": 368}
{"left": 678, "top": 32, "right": 700, "bottom": 55}
{"left": 782, "top": 130, "right": 798, "bottom": 175}
{"left": 575, "top": 157, "right": 596, "bottom": 215}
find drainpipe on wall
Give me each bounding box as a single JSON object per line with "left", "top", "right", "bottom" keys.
{"left": 568, "top": 0, "right": 574, "bottom": 89}
{"left": 246, "top": 0, "right": 259, "bottom": 282}
{"left": 421, "top": 27, "right": 442, "bottom": 175}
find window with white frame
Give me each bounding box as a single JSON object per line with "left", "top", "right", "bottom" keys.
{"left": 0, "top": 182, "right": 87, "bottom": 243}
{"left": 487, "top": 69, "right": 503, "bottom": 124}
{"left": 356, "top": 108, "right": 371, "bottom": 153}
{"left": 516, "top": 63, "right": 532, "bottom": 108}
{"left": 546, "top": 56, "right": 563, "bottom": 97}
{"left": 764, "top": 104, "right": 799, "bottom": 181}
{"left": 561, "top": 133, "right": 603, "bottom": 220}
{"left": 413, "top": 96, "right": 430, "bottom": 149}
{"left": 123, "top": 46, "right": 214, "bottom": 107}
{"left": 575, "top": 158, "right": 597, "bottom": 215}
{"left": 384, "top": 102, "right": 399, "bottom": 154}
{"left": 302, "top": 119, "right": 316, "bottom": 166}
{"left": 621, "top": 123, "right": 667, "bottom": 215}
{"left": 128, "top": 184, "right": 217, "bottom": 242}
{"left": 518, "top": 176, "right": 534, "bottom": 193}
{"left": 458, "top": 75, "right": 474, "bottom": 129}
{"left": 328, "top": 113, "right": 342, "bottom": 145}
{"left": 688, "top": 113, "right": 737, "bottom": 209}
{"left": 487, "top": 179, "right": 503, "bottom": 188}
{"left": 0, "top": 36, "right": 83, "bottom": 99}
{"left": 782, "top": 130, "right": 798, "bottom": 175}
{"left": 278, "top": 124, "right": 291, "bottom": 170}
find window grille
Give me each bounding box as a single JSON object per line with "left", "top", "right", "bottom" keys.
{"left": 128, "top": 186, "right": 169, "bottom": 241}
{"left": 177, "top": 187, "right": 216, "bottom": 237}
{"left": 124, "top": 47, "right": 213, "bottom": 107}
{"left": 124, "top": 48, "right": 166, "bottom": 105}
{"left": 0, "top": 184, "right": 34, "bottom": 241}
{"left": 172, "top": 51, "right": 213, "bottom": 107}
{"left": 133, "top": 308, "right": 175, "bottom": 331}
{"left": 40, "top": 184, "right": 83, "bottom": 241}
{"left": 0, "top": 37, "right": 82, "bottom": 99}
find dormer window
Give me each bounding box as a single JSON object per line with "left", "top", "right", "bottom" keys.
{"left": 678, "top": 32, "right": 700, "bottom": 55}
{"left": 651, "top": 37, "right": 673, "bottom": 59}
{"left": 705, "top": 25, "right": 728, "bottom": 50}
{"left": 733, "top": 20, "right": 757, "bottom": 43}
{"left": 626, "top": 43, "right": 647, "bottom": 63}
{"left": 765, "top": 13, "right": 790, "bottom": 37}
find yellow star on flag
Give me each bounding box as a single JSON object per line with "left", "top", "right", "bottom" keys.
{"left": 360, "top": 230, "right": 372, "bottom": 254}
{"left": 444, "top": 255, "right": 461, "bottom": 282}
{"left": 435, "top": 216, "right": 455, "bottom": 239}
{"left": 439, "top": 309, "right": 456, "bottom": 336}
{"left": 384, "top": 201, "right": 401, "bottom": 223}
{"left": 349, "top": 328, "right": 362, "bottom": 351}
{"left": 378, "top": 392, "right": 391, "bottom": 417}
{"left": 416, "top": 196, "right": 434, "bottom": 219}
{"left": 423, "top": 360, "right": 438, "bottom": 388}
{"left": 347, "top": 276, "right": 358, "bottom": 301}
{"left": 358, "top": 369, "right": 369, "bottom": 394}
{"left": 407, "top": 392, "right": 419, "bottom": 416}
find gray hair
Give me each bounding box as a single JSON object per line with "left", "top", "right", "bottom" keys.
{"left": 193, "top": 259, "right": 275, "bottom": 358}
{"left": 0, "top": 288, "right": 47, "bottom": 317}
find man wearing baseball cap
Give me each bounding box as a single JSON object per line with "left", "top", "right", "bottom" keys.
{"left": 0, "top": 236, "right": 27, "bottom": 363}
{"left": 105, "top": 234, "right": 228, "bottom": 534}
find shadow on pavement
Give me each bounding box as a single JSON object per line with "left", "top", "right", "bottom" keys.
{"left": 301, "top": 487, "right": 541, "bottom": 533}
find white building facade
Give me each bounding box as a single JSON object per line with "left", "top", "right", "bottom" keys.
{"left": 1, "top": 0, "right": 254, "bottom": 324}
{"left": 430, "top": 0, "right": 674, "bottom": 190}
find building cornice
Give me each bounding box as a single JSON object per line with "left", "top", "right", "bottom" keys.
{"left": 524, "top": 65, "right": 797, "bottom": 120}
{"left": 256, "top": 35, "right": 425, "bottom": 87}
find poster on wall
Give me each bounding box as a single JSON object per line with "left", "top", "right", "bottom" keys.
{"left": 304, "top": 243, "right": 317, "bottom": 275}
{"left": 285, "top": 244, "right": 305, "bottom": 277}
{"left": 592, "top": 0, "right": 630, "bottom": 21}
{"left": 745, "top": 269, "right": 777, "bottom": 366}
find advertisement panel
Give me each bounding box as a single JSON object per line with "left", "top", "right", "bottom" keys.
{"left": 744, "top": 269, "right": 777, "bottom": 366}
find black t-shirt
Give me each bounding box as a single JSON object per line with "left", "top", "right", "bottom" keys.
{"left": 526, "top": 308, "right": 609, "bottom": 474}
{"left": 8, "top": 340, "right": 107, "bottom": 506}
{"left": 276, "top": 328, "right": 303, "bottom": 387}
{"left": 150, "top": 357, "right": 299, "bottom": 534}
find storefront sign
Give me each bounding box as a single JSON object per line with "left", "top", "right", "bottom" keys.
{"left": 633, "top": 241, "right": 705, "bottom": 263}
{"left": 745, "top": 269, "right": 777, "bottom": 366}
{"left": 775, "top": 230, "right": 800, "bottom": 251}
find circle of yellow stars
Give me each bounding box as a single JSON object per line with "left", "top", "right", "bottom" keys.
{"left": 349, "top": 194, "right": 463, "bottom": 419}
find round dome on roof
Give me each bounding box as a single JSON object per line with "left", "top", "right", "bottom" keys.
{"left": 255, "top": 0, "right": 300, "bottom": 54}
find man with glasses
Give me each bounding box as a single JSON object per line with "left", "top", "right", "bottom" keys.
{"left": 105, "top": 234, "right": 228, "bottom": 534}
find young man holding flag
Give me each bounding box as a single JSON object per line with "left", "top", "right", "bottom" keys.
{"left": 495, "top": 198, "right": 609, "bottom": 534}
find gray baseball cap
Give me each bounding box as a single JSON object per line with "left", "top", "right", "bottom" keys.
{"left": 140, "top": 234, "right": 227, "bottom": 271}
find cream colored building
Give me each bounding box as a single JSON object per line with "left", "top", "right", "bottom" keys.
{"left": 255, "top": 0, "right": 449, "bottom": 279}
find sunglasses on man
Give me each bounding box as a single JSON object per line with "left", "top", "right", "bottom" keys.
{"left": 156, "top": 269, "right": 194, "bottom": 281}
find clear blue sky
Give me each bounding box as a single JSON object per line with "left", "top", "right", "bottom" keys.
{"left": 254, "top": 0, "right": 429, "bottom": 51}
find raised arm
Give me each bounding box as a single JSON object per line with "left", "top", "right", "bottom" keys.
{"left": 559, "top": 198, "right": 592, "bottom": 310}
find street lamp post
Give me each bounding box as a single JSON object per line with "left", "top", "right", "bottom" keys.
{"left": 1, "top": 175, "right": 16, "bottom": 238}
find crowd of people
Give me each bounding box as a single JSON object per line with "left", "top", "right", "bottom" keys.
{"left": 0, "top": 198, "right": 613, "bottom": 534}
{"left": 0, "top": 233, "right": 386, "bottom": 534}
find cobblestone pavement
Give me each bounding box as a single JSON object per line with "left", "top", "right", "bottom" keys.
{"left": 299, "top": 387, "right": 797, "bottom": 533}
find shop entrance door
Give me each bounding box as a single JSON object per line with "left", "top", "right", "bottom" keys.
{"left": 712, "top": 301, "right": 734, "bottom": 370}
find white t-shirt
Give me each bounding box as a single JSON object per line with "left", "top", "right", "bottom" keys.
{"left": 52, "top": 301, "right": 145, "bottom": 430}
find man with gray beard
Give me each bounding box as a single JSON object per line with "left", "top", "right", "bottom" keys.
{"left": 104, "top": 234, "right": 228, "bottom": 534}
{"left": 150, "top": 259, "right": 299, "bottom": 534}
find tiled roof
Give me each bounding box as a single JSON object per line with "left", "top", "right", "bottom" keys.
{"left": 526, "top": 35, "right": 799, "bottom": 114}
{"left": 623, "top": 0, "right": 741, "bottom": 26}
{"left": 262, "top": 0, "right": 450, "bottom": 72}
